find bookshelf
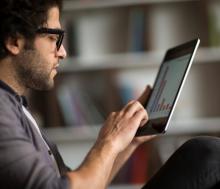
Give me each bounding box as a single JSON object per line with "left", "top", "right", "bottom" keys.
{"left": 29, "top": 0, "right": 220, "bottom": 186}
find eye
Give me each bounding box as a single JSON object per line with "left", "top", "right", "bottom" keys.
{"left": 48, "top": 34, "right": 58, "bottom": 42}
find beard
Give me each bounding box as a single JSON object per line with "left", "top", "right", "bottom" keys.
{"left": 13, "top": 48, "right": 55, "bottom": 91}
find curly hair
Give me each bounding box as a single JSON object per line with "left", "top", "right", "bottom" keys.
{"left": 0, "top": 0, "right": 63, "bottom": 59}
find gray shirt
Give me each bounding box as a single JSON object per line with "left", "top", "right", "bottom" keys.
{"left": 0, "top": 80, "right": 70, "bottom": 189}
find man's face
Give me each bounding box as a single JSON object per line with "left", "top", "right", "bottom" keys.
{"left": 14, "top": 7, "right": 66, "bottom": 91}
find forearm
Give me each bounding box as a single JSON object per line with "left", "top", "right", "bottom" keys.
{"left": 108, "top": 135, "right": 156, "bottom": 184}
{"left": 108, "top": 143, "right": 138, "bottom": 184}
{"left": 67, "top": 141, "right": 117, "bottom": 189}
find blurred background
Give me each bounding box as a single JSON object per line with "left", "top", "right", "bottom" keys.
{"left": 29, "top": 0, "right": 220, "bottom": 188}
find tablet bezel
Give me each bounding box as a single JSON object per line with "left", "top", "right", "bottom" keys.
{"left": 136, "top": 38, "right": 200, "bottom": 136}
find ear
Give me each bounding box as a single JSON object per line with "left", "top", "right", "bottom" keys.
{"left": 5, "top": 36, "right": 25, "bottom": 55}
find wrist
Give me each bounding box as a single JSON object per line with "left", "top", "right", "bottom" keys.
{"left": 93, "top": 138, "right": 118, "bottom": 159}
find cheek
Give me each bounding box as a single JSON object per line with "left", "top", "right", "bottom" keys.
{"left": 38, "top": 53, "right": 54, "bottom": 70}
{"left": 34, "top": 41, "right": 56, "bottom": 72}
{"left": 41, "top": 61, "right": 54, "bottom": 76}
{"left": 35, "top": 38, "right": 56, "bottom": 55}
{"left": 30, "top": 57, "right": 50, "bottom": 79}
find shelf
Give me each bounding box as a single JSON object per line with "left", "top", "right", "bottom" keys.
{"left": 168, "top": 117, "right": 220, "bottom": 135}
{"left": 44, "top": 117, "right": 220, "bottom": 143}
{"left": 59, "top": 51, "right": 163, "bottom": 73}
{"left": 196, "top": 47, "right": 220, "bottom": 64}
{"left": 44, "top": 125, "right": 101, "bottom": 142}
{"left": 59, "top": 47, "right": 220, "bottom": 73}
{"left": 63, "top": 0, "right": 198, "bottom": 11}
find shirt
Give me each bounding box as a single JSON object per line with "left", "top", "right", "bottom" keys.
{"left": 22, "top": 105, "right": 60, "bottom": 177}
{"left": 0, "top": 80, "right": 70, "bottom": 189}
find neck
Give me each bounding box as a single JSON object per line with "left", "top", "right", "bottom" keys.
{"left": 0, "top": 57, "right": 26, "bottom": 95}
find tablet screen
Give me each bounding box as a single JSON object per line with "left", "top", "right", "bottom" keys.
{"left": 136, "top": 38, "right": 200, "bottom": 136}
{"left": 147, "top": 54, "right": 191, "bottom": 120}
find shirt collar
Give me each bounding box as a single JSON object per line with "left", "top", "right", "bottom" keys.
{"left": 0, "top": 80, "right": 28, "bottom": 107}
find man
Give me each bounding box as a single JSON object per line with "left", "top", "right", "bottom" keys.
{"left": 0, "top": 0, "right": 154, "bottom": 188}
{"left": 0, "top": 0, "right": 220, "bottom": 189}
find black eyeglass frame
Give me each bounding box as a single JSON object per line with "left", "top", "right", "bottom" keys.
{"left": 36, "top": 28, "right": 65, "bottom": 51}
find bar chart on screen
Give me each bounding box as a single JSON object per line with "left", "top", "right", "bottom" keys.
{"left": 150, "top": 65, "right": 169, "bottom": 113}
{"left": 147, "top": 54, "right": 192, "bottom": 120}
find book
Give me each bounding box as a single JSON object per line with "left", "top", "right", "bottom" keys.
{"left": 128, "top": 7, "right": 146, "bottom": 52}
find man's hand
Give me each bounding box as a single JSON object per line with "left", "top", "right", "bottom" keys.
{"left": 138, "top": 85, "right": 152, "bottom": 106}
{"left": 97, "top": 100, "right": 149, "bottom": 154}
{"left": 67, "top": 86, "right": 156, "bottom": 189}
{"left": 105, "top": 85, "right": 156, "bottom": 183}
{"left": 67, "top": 99, "right": 148, "bottom": 189}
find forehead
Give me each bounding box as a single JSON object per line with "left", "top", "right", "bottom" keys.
{"left": 46, "top": 7, "right": 61, "bottom": 29}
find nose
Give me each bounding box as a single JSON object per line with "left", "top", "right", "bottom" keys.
{"left": 56, "top": 44, "right": 67, "bottom": 59}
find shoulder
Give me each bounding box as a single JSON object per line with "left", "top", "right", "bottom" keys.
{"left": 0, "top": 87, "right": 21, "bottom": 112}
{"left": 0, "top": 88, "right": 22, "bottom": 128}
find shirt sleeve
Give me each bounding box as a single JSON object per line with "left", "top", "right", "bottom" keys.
{"left": 0, "top": 93, "right": 71, "bottom": 189}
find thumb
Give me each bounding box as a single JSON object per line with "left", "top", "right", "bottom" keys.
{"left": 138, "top": 85, "right": 152, "bottom": 106}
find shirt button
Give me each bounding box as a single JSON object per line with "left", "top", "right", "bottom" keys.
{"left": 48, "top": 150, "right": 52, "bottom": 155}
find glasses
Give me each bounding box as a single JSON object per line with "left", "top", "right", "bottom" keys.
{"left": 36, "top": 27, "right": 65, "bottom": 51}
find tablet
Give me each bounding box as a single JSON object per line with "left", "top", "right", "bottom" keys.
{"left": 136, "top": 38, "right": 200, "bottom": 136}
